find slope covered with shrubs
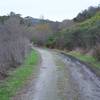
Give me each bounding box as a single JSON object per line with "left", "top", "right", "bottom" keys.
{"left": 0, "top": 12, "right": 60, "bottom": 79}
{"left": 0, "top": 13, "right": 34, "bottom": 79}
{"left": 46, "top": 8, "right": 100, "bottom": 61}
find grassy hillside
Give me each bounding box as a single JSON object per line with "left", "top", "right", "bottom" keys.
{"left": 47, "top": 11, "right": 100, "bottom": 51}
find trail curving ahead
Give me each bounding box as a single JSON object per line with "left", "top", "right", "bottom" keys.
{"left": 32, "top": 48, "right": 59, "bottom": 100}
{"left": 13, "top": 48, "right": 100, "bottom": 100}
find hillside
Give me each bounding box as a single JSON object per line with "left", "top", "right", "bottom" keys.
{"left": 46, "top": 11, "right": 100, "bottom": 56}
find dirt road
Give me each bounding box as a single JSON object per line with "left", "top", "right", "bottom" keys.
{"left": 13, "top": 48, "right": 100, "bottom": 100}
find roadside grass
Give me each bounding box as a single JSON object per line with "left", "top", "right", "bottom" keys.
{"left": 0, "top": 49, "right": 39, "bottom": 100}
{"left": 67, "top": 51, "right": 100, "bottom": 76}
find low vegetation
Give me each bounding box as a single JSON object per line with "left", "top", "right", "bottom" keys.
{"left": 0, "top": 49, "right": 39, "bottom": 100}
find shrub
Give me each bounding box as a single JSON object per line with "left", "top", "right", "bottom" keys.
{"left": 93, "top": 45, "right": 100, "bottom": 61}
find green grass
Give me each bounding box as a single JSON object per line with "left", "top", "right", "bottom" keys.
{"left": 67, "top": 51, "right": 100, "bottom": 76}
{"left": 0, "top": 49, "right": 39, "bottom": 100}
{"left": 68, "top": 51, "right": 96, "bottom": 63}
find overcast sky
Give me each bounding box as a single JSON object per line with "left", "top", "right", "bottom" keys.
{"left": 0, "top": 0, "right": 100, "bottom": 21}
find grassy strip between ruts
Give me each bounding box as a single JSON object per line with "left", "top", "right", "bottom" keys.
{"left": 0, "top": 49, "right": 39, "bottom": 100}
{"left": 67, "top": 51, "right": 100, "bottom": 77}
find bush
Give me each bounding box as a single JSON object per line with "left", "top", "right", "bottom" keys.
{"left": 93, "top": 45, "right": 100, "bottom": 61}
